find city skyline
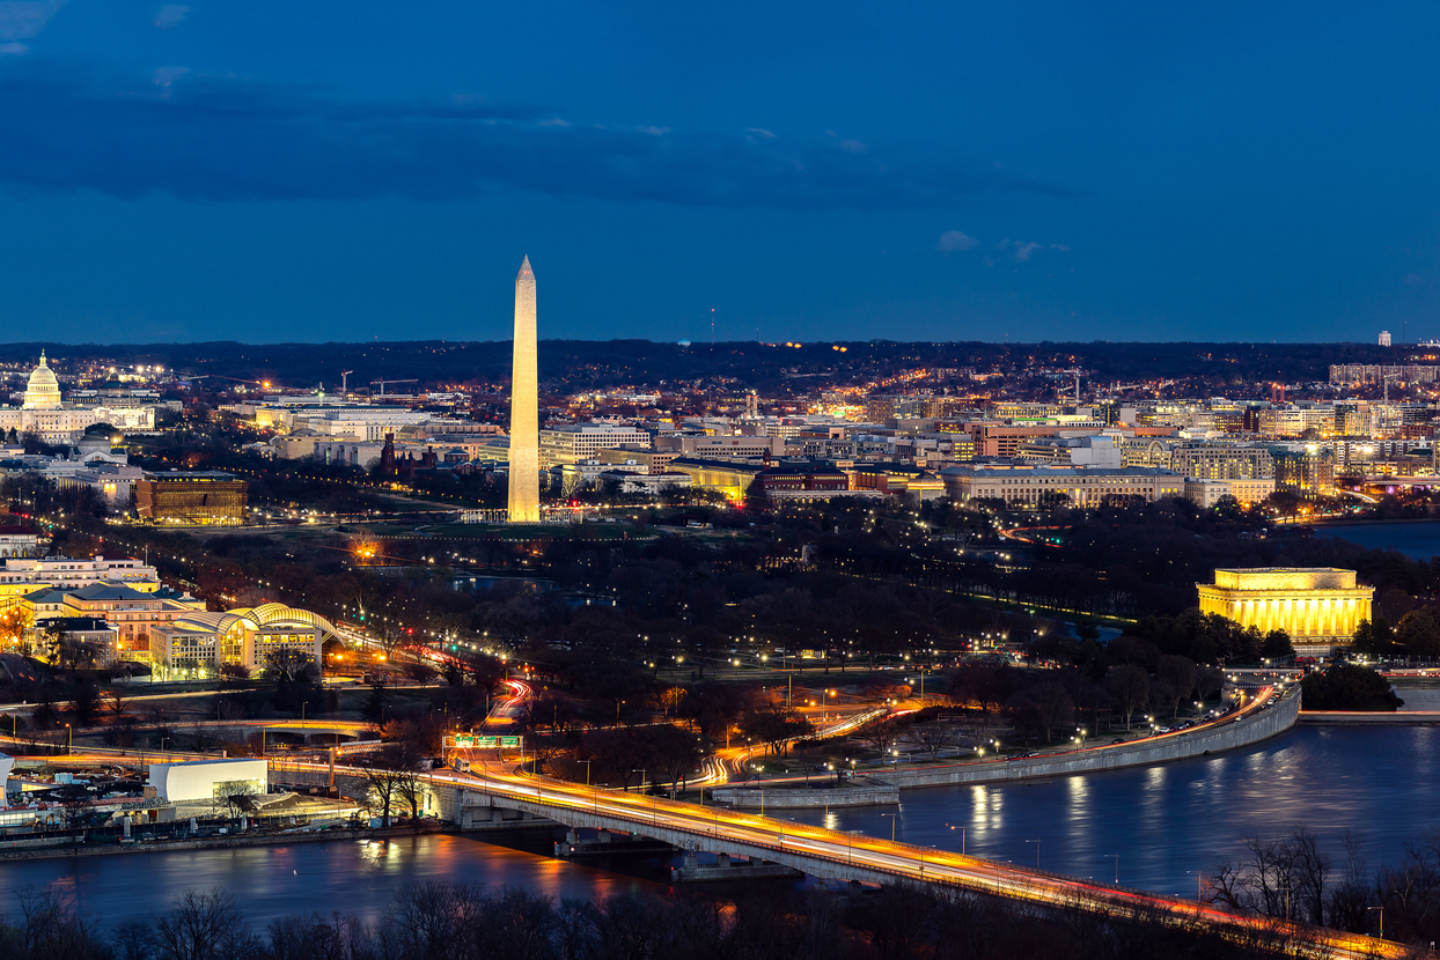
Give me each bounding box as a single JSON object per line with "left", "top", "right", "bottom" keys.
{"left": 2, "top": 4, "right": 1440, "bottom": 344}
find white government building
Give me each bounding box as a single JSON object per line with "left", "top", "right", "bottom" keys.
{"left": 0, "top": 352, "right": 157, "bottom": 443}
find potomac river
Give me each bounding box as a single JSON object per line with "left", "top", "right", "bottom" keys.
{"left": 1, "top": 725, "right": 1436, "bottom": 924}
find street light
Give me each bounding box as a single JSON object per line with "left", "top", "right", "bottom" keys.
{"left": 1186, "top": 870, "right": 1206, "bottom": 902}
{"left": 847, "top": 829, "right": 863, "bottom": 866}
{"left": 1026, "top": 839, "right": 1041, "bottom": 870}
{"left": 880, "top": 812, "right": 898, "bottom": 842}
{"left": 1105, "top": 854, "right": 1119, "bottom": 884}
{"left": 1368, "top": 906, "right": 1384, "bottom": 940}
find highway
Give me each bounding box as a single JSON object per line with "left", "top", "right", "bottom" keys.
{"left": 424, "top": 761, "right": 1404, "bottom": 960}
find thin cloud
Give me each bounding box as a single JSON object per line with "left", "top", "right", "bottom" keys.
{"left": 0, "top": 0, "right": 66, "bottom": 54}
{"left": 1007, "top": 239, "right": 1070, "bottom": 262}
{"left": 937, "top": 230, "right": 980, "bottom": 253}
{"left": 0, "top": 63, "right": 1078, "bottom": 209}
{"left": 151, "top": 4, "right": 189, "bottom": 29}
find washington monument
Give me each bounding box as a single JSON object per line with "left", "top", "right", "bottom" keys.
{"left": 507, "top": 256, "right": 540, "bottom": 522}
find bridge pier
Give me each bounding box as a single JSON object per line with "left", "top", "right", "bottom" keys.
{"left": 671, "top": 851, "right": 805, "bottom": 883}
{"left": 553, "top": 827, "right": 674, "bottom": 858}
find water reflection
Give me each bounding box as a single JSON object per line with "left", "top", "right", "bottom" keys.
{"left": 788, "top": 726, "right": 1440, "bottom": 896}
{"left": 0, "top": 834, "right": 668, "bottom": 926}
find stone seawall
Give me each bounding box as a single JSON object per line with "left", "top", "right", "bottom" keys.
{"left": 877, "top": 688, "right": 1300, "bottom": 790}
{"left": 0, "top": 825, "right": 442, "bottom": 862}
{"left": 1298, "top": 710, "right": 1440, "bottom": 725}
{"left": 712, "top": 783, "right": 899, "bottom": 809}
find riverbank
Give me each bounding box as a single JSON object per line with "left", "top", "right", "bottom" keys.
{"left": 0, "top": 823, "right": 447, "bottom": 862}
{"left": 1299, "top": 710, "right": 1440, "bottom": 724}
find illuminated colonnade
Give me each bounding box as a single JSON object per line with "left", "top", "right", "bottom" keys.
{"left": 1196, "top": 568, "right": 1373, "bottom": 649}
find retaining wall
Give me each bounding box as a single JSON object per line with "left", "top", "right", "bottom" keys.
{"left": 876, "top": 688, "right": 1300, "bottom": 790}
{"left": 712, "top": 783, "right": 899, "bottom": 809}
{"left": 1298, "top": 710, "right": 1440, "bottom": 725}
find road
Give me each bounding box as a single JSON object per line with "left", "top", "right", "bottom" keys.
{"left": 424, "top": 760, "right": 1404, "bottom": 960}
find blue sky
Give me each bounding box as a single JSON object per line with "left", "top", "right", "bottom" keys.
{"left": 1, "top": 1, "right": 1439, "bottom": 344}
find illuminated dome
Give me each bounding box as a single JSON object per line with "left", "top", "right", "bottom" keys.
{"left": 21, "top": 351, "right": 61, "bottom": 410}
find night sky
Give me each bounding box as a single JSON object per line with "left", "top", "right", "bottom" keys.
{"left": 2, "top": 2, "right": 1438, "bottom": 344}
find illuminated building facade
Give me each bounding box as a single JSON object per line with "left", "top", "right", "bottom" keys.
{"left": 1272, "top": 448, "right": 1336, "bottom": 497}
{"left": 940, "top": 465, "right": 1185, "bottom": 507}
{"left": 1196, "top": 568, "right": 1372, "bottom": 650}
{"left": 0, "top": 353, "right": 158, "bottom": 442}
{"left": 149, "top": 603, "right": 337, "bottom": 673}
{"left": 135, "top": 472, "right": 248, "bottom": 524}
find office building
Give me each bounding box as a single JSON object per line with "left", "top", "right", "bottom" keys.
{"left": 940, "top": 465, "right": 1185, "bottom": 507}
{"left": 539, "top": 423, "right": 651, "bottom": 467}
{"left": 1169, "top": 444, "right": 1274, "bottom": 480}
{"left": 1272, "top": 448, "right": 1336, "bottom": 497}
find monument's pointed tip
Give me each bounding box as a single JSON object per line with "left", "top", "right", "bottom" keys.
{"left": 520, "top": 255, "right": 532, "bottom": 273}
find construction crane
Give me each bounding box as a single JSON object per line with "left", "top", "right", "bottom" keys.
{"left": 371, "top": 378, "right": 418, "bottom": 397}
{"left": 341, "top": 370, "right": 354, "bottom": 395}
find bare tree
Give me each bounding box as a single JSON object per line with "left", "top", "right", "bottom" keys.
{"left": 911, "top": 721, "right": 960, "bottom": 761}
{"left": 1105, "top": 665, "right": 1149, "bottom": 729}
{"left": 1021, "top": 681, "right": 1074, "bottom": 743}
{"left": 1156, "top": 655, "right": 1199, "bottom": 718}
{"left": 151, "top": 889, "right": 262, "bottom": 960}
{"left": 1290, "top": 827, "right": 1331, "bottom": 925}
{"left": 858, "top": 715, "right": 912, "bottom": 759}
{"left": 213, "top": 778, "right": 263, "bottom": 819}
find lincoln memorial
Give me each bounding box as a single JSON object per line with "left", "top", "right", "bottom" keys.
{"left": 1196, "top": 568, "right": 1373, "bottom": 652}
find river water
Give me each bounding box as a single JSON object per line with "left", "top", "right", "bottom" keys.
{"left": 1315, "top": 521, "right": 1440, "bottom": 561}
{"left": 1, "top": 725, "right": 1434, "bottom": 923}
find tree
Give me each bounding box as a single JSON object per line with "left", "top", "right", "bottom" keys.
{"left": 912, "top": 719, "right": 960, "bottom": 760}
{"left": 1156, "top": 655, "right": 1199, "bottom": 717}
{"left": 362, "top": 680, "right": 390, "bottom": 724}
{"left": 213, "top": 778, "right": 263, "bottom": 818}
{"left": 1396, "top": 607, "right": 1440, "bottom": 657}
{"left": 1010, "top": 681, "right": 1074, "bottom": 743}
{"left": 395, "top": 768, "right": 429, "bottom": 821}
{"left": 1262, "top": 629, "right": 1294, "bottom": 660}
{"left": 738, "top": 702, "right": 814, "bottom": 758}
{"left": 360, "top": 752, "right": 408, "bottom": 827}
{"left": 264, "top": 649, "right": 316, "bottom": 684}
{"left": 151, "top": 889, "right": 262, "bottom": 960}
{"left": 1301, "top": 663, "right": 1403, "bottom": 711}
{"left": 68, "top": 683, "right": 101, "bottom": 727}
{"left": 1105, "top": 664, "right": 1149, "bottom": 729}
{"left": 641, "top": 724, "right": 703, "bottom": 796}
{"left": 0, "top": 605, "right": 34, "bottom": 653}
{"left": 1351, "top": 617, "right": 1395, "bottom": 657}
{"left": 858, "top": 714, "right": 912, "bottom": 758}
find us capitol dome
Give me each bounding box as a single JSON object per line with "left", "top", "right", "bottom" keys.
{"left": 21, "top": 350, "right": 62, "bottom": 410}
{"left": 0, "top": 350, "right": 159, "bottom": 444}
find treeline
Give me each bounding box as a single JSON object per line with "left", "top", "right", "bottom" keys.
{"left": 1210, "top": 826, "right": 1440, "bottom": 944}
{"left": 0, "top": 880, "right": 1343, "bottom": 960}
{"left": 0, "top": 338, "right": 1403, "bottom": 392}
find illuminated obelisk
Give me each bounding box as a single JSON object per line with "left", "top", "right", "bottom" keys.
{"left": 507, "top": 256, "right": 541, "bottom": 522}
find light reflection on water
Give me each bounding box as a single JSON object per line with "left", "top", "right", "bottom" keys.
{"left": 0, "top": 833, "right": 668, "bottom": 926}
{"left": 1, "top": 726, "right": 1435, "bottom": 919}
{"left": 790, "top": 726, "right": 1440, "bottom": 896}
